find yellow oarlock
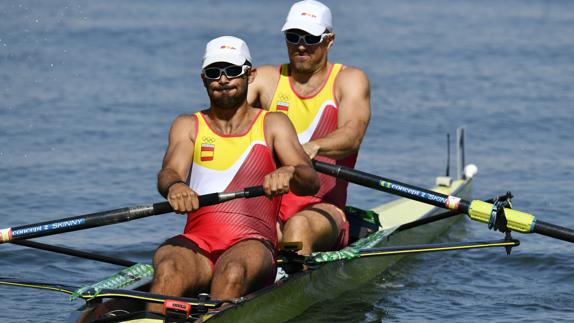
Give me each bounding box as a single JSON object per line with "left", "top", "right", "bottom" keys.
{"left": 468, "top": 200, "right": 535, "bottom": 234}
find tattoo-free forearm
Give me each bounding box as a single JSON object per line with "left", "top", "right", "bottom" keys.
{"left": 309, "top": 124, "right": 366, "bottom": 160}
{"left": 157, "top": 168, "right": 186, "bottom": 198}
{"left": 289, "top": 165, "right": 320, "bottom": 196}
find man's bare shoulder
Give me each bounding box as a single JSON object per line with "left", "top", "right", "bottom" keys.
{"left": 170, "top": 113, "right": 198, "bottom": 138}
{"left": 172, "top": 113, "right": 197, "bottom": 125}
{"left": 255, "top": 64, "right": 280, "bottom": 75}
{"left": 336, "top": 65, "right": 370, "bottom": 96}
{"left": 338, "top": 65, "right": 369, "bottom": 84}
{"left": 253, "top": 64, "right": 280, "bottom": 85}
{"left": 249, "top": 64, "right": 282, "bottom": 108}
{"left": 264, "top": 110, "right": 291, "bottom": 125}
{"left": 264, "top": 111, "right": 297, "bottom": 135}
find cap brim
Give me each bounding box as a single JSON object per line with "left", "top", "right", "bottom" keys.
{"left": 202, "top": 54, "right": 246, "bottom": 69}
{"left": 281, "top": 20, "right": 326, "bottom": 36}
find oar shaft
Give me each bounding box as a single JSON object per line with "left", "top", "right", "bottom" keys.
{"left": 12, "top": 240, "right": 137, "bottom": 267}
{"left": 359, "top": 239, "right": 520, "bottom": 257}
{"left": 0, "top": 186, "right": 265, "bottom": 244}
{"left": 313, "top": 161, "right": 574, "bottom": 243}
{"left": 313, "top": 161, "right": 470, "bottom": 212}
{"left": 2, "top": 206, "right": 155, "bottom": 242}
{"left": 533, "top": 220, "right": 574, "bottom": 243}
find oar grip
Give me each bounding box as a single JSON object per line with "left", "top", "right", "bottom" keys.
{"left": 533, "top": 221, "right": 574, "bottom": 243}
{"left": 244, "top": 185, "right": 265, "bottom": 198}
{"left": 151, "top": 202, "right": 173, "bottom": 215}
{"left": 198, "top": 186, "right": 265, "bottom": 207}
{"left": 198, "top": 192, "right": 221, "bottom": 207}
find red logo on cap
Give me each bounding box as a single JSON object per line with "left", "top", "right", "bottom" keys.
{"left": 220, "top": 45, "right": 236, "bottom": 50}
{"left": 301, "top": 12, "right": 317, "bottom": 18}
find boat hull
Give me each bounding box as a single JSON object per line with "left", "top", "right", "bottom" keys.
{"left": 207, "top": 178, "right": 472, "bottom": 322}
{"left": 71, "top": 177, "right": 473, "bottom": 323}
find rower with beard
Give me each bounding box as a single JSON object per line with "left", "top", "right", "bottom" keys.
{"left": 148, "top": 36, "right": 319, "bottom": 313}
{"left": 248, "top": 0, "right": 372, "bottom": 255}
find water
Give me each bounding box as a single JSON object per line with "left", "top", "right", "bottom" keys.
{"left": 1, "top": 0, "right": 573, "bottom": 322}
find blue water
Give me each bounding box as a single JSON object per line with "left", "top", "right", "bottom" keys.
{"left": 1, "top": 1, "right": 573, "bottom": 322}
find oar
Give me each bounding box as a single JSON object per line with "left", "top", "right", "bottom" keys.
{"left": 11, "top": 240, "right": 137, "bottom": 267}
{"left": 313, "top": 161, "right": 574, "bottom": 243}
{"left": 0, "top": 278, "right": 224, "bottom": 308}
{"left": 280, "top": 239, "right": 520, "bottom": 266}
{"left": 357, "top": 239, "right": 520, "bottom": 257}
{"left": 0, "top": 186, "right": 265, "bottom": 244}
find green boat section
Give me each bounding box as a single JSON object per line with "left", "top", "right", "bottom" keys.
{"left": 72, "top": 206, "right": 382, "bottom": 298}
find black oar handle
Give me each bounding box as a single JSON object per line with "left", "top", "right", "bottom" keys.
{"left": 1, "top": 186, "right": 265, "bottom": 243}
{"left": 196, "top": 185, "right": 265, "bottom": 206}
{"left": 533, "top": 221, "right": 574, "bottom": 243}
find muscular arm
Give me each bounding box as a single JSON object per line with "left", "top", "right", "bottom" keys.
{"left": 247, "top": 64, "right": 280, "bottom": 110}
{"left": 304, "top": 67, "right": 371, "bottom": 160}
{"left": 157, "top": 115, "right": 196, "bottom": 201}
{"left": 265, "top": 112, "right": 320, "bottom": 197}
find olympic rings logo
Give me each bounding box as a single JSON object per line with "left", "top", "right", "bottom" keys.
{"left": 277, "top": 93, "right": 290, "bottom": 101}
{"left": 202, "top": 136, "right": 216, "bottom": 144}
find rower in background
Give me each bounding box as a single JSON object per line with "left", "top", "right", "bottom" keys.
{"left": 148, "top": 36, "right": 319, "bottom": 313}
{"left": 248, "top": 0, "right": 372, "bottom": 255}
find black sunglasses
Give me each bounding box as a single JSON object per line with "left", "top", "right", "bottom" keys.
{"left": 284, "top": 32, "right": 331, "bottom": 46}
{"left": 203, "top": 65, "right": 250, "bottom": 80}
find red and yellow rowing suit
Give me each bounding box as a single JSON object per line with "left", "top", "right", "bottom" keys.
{"left": 268, "top": 63, "right": 355, "bottom": 248}
{"left": 182, "top": 110, "right": 280, "bottom": 266}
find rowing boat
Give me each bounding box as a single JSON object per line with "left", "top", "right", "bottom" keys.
{"left": 70, "top": 171, "right": 474, "bottom": 322}
{"left": 207, "top": 173, "right": 473, "bottom": 322}
{"left": 3, "top": 128, "right": 572, "bottom": 322}
{"left": 69, "top": 134, "right": 476, "bottom": 322}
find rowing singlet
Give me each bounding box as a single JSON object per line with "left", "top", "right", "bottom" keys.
{"left": 269, "top": 64, "right": 357, "bottom": 219}
{"left": 182, "top": 110, "right": 280, "bottom": 251}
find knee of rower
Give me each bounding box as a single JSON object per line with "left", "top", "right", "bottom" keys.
{"left": 283, "top": 214, "right": 311, "bottom": 236}
{"left": 153, "top": 257, "right": 180, "bottom": 282}
{"left": 218, "top": 262, "right": 246, "bottom": 287}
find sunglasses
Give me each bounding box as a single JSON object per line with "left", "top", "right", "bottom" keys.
{"left": 203, "top": 65, "right": 250, "bottom": 80}
{"left": 284, "top": 32, "right": 331, "bottom": 46}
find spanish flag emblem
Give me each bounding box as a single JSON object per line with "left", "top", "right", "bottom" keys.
{"left": 200, "top": 143, "right": 215, "bottom": 161}
{"left": 277, "top": 101, "right": 289, "bottom": 112}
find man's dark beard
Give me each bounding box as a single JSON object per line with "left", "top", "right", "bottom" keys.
{"left": 209, "top": 84, "right": 248, "bottom": 109}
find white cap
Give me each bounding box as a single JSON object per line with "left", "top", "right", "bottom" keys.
{"left": 202, "top": 36, "right": 252, "bottom": 69}
{"left": 281, "top": 0, "right": 333, "bottom": 36}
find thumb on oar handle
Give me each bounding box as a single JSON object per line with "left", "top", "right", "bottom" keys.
{"left": 533, "top": 221, "right": 574, "bottom": 243}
